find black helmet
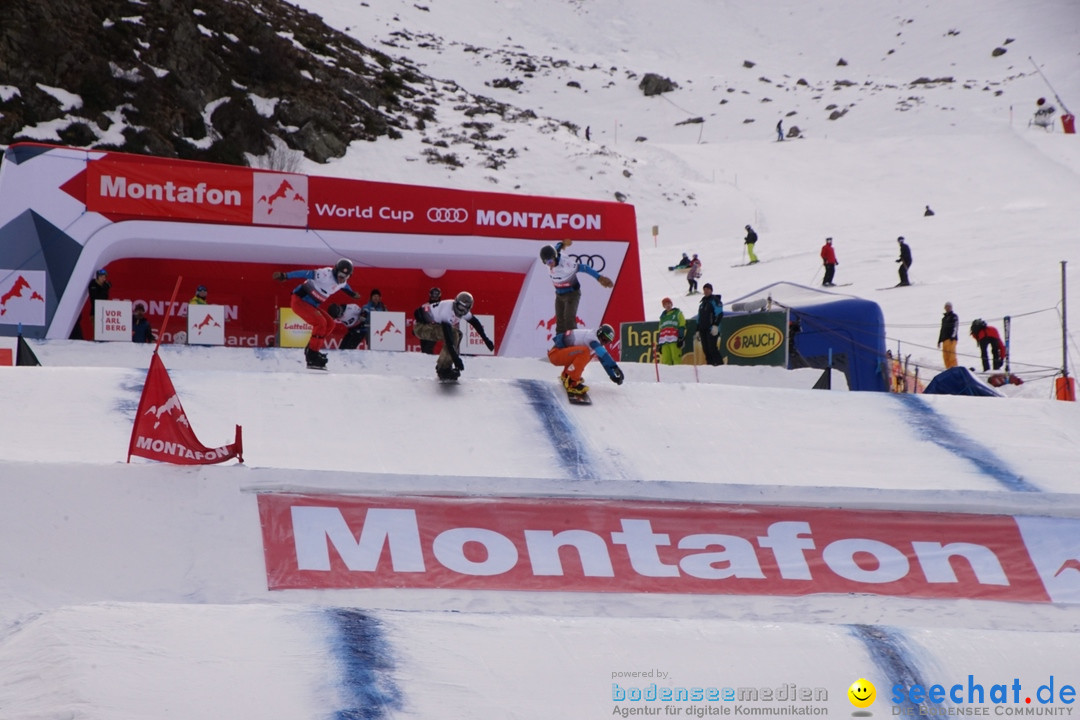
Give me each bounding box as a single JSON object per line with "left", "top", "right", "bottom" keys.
{"left": 539, "top": 245, "right": 557, "bottom": 263}
{"left": 429, "top": 287, "right": 442, "bottom": 303}
{"left": 452, "top": 291, "right": 474, "bottom": 317}
{"left": 597, "top": 324, "right": 615, "bottom": 344}
{"left": 970, "top": 319, "right": 986, "bottom": 335}
{"left": 333, "top": 258, "right": 353, "bottom": 280}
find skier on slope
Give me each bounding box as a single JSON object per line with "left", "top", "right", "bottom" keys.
{"left": 273, "top": 258, "right": 361, "bottom": 369}
{"left": 412, "top": 291, "right": 494, "bottom": 381}
{"left": 548, "top": 324, "right": 624, "bottom": 398}
{"left": 540, "top": 240, "right": 614, "bottom": 334}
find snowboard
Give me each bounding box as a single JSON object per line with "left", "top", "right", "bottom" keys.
{"left": 566, "top": 390, "right": 592, "bottom": 405}
{"left": 876, "top": 283, "right": 916, "bottom": 290}
{"left": 306, "top": 363, "right": 328, "bottom": 371}
{"left": 731, "top": 260, "right": 765, "bottom": 267}
{"left": 821, "top": 282, "right": 852, "bottom": 288}
{"left": 668, "top": 265, "right": 691, "bottom": 272}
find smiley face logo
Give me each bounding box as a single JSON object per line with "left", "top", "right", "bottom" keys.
{"left": 848, "top": 678, "right": 876, "bottom": 708}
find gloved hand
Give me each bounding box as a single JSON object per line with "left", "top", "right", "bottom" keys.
{"left": 607, "top": 364, "right": 625, "bottom": 385}
{"left": 561, "top": 238, "right": 573, "bottom": 248}
{"left": 272, "top": 271, "right": 286, "bottom": 281}
{"left": 598, "top": 275, "right": 614, "bottom": 288}
{"left": 453, "top": 356, "right": 465, "bottom": 372}
{"left": 483, "top": 336, "right": 494, "bottom": 351}
{"left": 710, "top": 326, "right": 718, "bottom": 337}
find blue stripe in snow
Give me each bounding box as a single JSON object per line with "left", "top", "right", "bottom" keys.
{"left": 893, "top": 394, "right": 1038, "bottom": 492}
{"left": 327, "top": 608, "right": 403, "bottom": 720}
{"left": 515, "top": 378, "right": 597, "bottom": 479}
{"left": 849, "top": 624, "right": 928, "bottom": 715}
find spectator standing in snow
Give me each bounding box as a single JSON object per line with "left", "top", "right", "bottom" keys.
{"left": 896, "top": 236, "right": 913, "bottom": 286}
{"left": 697, "top": 283, "right": 725, "bottom": 366}
{"left": 820, "top": 238, "right": 838, "bottom": 286}
{"left": 776, "top": 119, "right": 784, "bottom": 141}
{"left": 937, "top": 301, "right": 959, "bottom": 369}
{"left": 539, "top": 240, "right": 614, "bottom": 334}
{"left": 744, "top": 225, "right": 760, "bottom": 264}
{"left": 272, "top": 258, "right": 361, "bottom": 369}
{"left": 131, "top": 303, "right": 155, "bottom": 344}
{"left": 970, "top": 319, "right": 1006, "bottom": 371}
{"left": 686, "top": 254, "right": 702, "bottom": 294}
{"left": 413, "top": 291, "right": 494, "bottom": 381}
{"left": 547, "top": 324, "right": 624, "bottom": 397}
{"left": 657, "top": 297, "right": 685, "bottom": 365}
{"left": 924, "top": 205, "right": 935, "bottom": 217}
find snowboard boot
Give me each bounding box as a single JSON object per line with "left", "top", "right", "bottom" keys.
{"left": 437, "top": 365, "right": 460, "bottom": 381}
{"left": 567, "top": 378, "right": 589, "bottom": 396}
{"left": 305, "top": 347, "right": 328, "bottom": 368}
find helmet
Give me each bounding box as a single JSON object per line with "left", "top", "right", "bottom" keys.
{"left": 539, "top": 245, "right": 557, "bottom": 263}
{"left": 333, "top": 258, "right": 353, "bottom": 280}
{"left": 970, "top": 319, "right": 986, "bottom": 335}
{"left": 429, "top": 287, "right": 442, "bottom": 303}
{"left": 597, "top": 324, "right": 615, "bottom": 344}
{"left": 452, "top": 291, "right": 474, "bottom": 317}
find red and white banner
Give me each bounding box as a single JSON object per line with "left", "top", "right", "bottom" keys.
{"left": 0, "top": 143, "right": 644, "bottom": 358}
{"left": 128, "top": 353, "right": 243, "bottom": 464}
{"left": 258, "top": 493, "right": 1080, "bottom": 605}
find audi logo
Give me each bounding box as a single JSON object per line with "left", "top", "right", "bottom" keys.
{"left": 570, "top": 253, "right": 606, "bottom": 272}
{"left": 427, "top": 208, "right": 469, "bottom": 223}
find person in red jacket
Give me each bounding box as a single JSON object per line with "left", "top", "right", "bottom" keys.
{"left": 969, "top": 319, "right": 1006, "bottom": 371}
{"left": 820, "top": 237, "right": 839, "bottom": 286}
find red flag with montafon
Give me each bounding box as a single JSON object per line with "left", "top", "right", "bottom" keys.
{"left": 126, "top": 275, "right": 242, "bottom": 465}
{"left": 127, "top": 353, "right": 243, "bottom": 464}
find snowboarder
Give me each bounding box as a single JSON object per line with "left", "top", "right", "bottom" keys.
{"left": 697, "top": 283, "right": 725, "bottom": 366}
{"left": 669, "top": 252, "right": 692, "bottom": 271}
{"left": 970, "top": 319, "right": 1006, "bottom": 371}
{"left": 820, "top": 238, "right": 838, "bottom": 286}
{"left": 540, "top": 240, "right": 614, "bottom": 334}
{"left": 413, "top": 287, "right": 442, "bottom": 354}
{"left": 896, "top": 236, "right": 912, "bottom": 286}
{"left": 924, "top": 205, "right": 935, "bottom": 217}
{"left": 744, "top": 225, "right": 759, "bottom": 264}
{"left": 273, "top": 258, "right": 361, "bottom": 369}
{"left": 331, "top": 303, "right": 366, "bottom": 350}
{"left": 686, "top": 254, "right": 702, "bottom": 294}
{"left": 937, "top": 302, "right": 959, "bottom": 369}
{"left": 548, "top": 324, "right": 624, "bottom": 403}
{"left": 776, "top": 119, "right": 784, "bottom": 141}
{"left": 412, "top": 291, "right": 494, "bottom": 381}
{"left": 657, "top": 297, "right": 685, "bottom": 365}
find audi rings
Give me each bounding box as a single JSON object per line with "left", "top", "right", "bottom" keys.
{"left": 427, "top": 208, "right": 469, "bottom": 223}
{"left": 570, "top": 253, "right": 606, "bottom": 272}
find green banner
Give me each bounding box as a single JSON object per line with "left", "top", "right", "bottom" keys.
{"left": 721, "top": 310, "right": 788, "bottom": 366}
{"left": 620, "top": 319, "right": 698, "bottom": 362}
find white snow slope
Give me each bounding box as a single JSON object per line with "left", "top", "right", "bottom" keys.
{"left": 2, "top": 1, "right": 1080, "bottom": 718}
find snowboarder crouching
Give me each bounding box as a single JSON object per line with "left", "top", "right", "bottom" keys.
{"left": 548, "top": 324, "right": 624, "bottom": 397}
{"left": 413, "top": 291, "right": 494, "bottom": 380}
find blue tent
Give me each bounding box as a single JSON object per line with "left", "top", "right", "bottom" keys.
{"left": 923, "top": 367, "right": 1002, "bottom": 397}
{"left": 729, "top": 282, "right": 889, "bottom": 392}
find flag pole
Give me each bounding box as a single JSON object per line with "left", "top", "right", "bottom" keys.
{"left": 153, "top": 276, "right": 184, "bottom": 354}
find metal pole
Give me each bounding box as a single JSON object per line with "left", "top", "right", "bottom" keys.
{"left": 1063, "top": 261, "right": 1070, "bottom": 379}
{"left": 1029, "top": 56, "right": 1072, "bottom": 114}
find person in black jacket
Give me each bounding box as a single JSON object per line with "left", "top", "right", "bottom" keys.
{"left": 697, "top": 283, "right": 725, "bottom": 365}
{"left": 937, "top": 302, "right": 958, "bottom": 369}
{"left": 744, "top": 225, "right": 759, "bottom": 264}
{"left": 896, "top": 236, "right": 912, "bottom": 286}
{"left": 131, "top": 303, "right": 155, "bottom": 343}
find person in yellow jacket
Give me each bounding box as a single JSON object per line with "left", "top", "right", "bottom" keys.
{"left": 190, "top": 285, "right": 208, "bottom": 304}
{"left": 657, "top": 297, "right": 685, "bottom": 365}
